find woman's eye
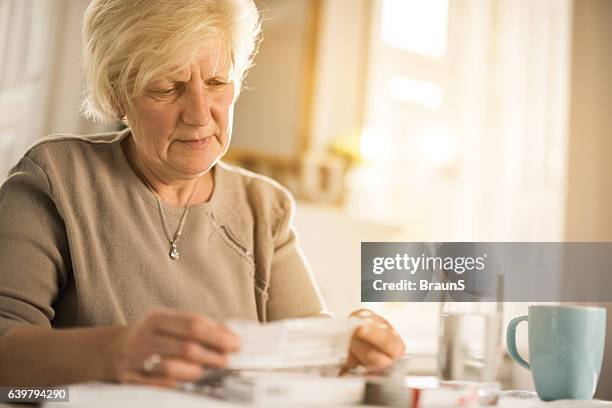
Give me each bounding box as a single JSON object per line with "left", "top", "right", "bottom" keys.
{"left": 155, "top": 88, "right": 177, "bottom": 97}
{"left": 206, "top": 79, "right": 229, "bottom": 87}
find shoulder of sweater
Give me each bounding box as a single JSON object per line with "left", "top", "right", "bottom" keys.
{"left": 23, "top": 130, "right": 125, "bottom": 166}
{"left": 216, "top": 161, "right": 295, "bottom": 215}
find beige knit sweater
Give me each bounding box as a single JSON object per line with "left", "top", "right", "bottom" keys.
{"left": 0, "top": 129, "right": 328, "bottom": 336}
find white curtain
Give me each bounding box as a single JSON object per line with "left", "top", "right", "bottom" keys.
{"left": 459, "top": 0, "right": 573, "bottom": 242}
{"left": 0, "top": 0, "right": 114, "bottom": 179}
{"left": 0, "top": 0, "right": 56, "bottom": 178}
{"left": 354, "top": 0, "right": 572, "bottom": 243}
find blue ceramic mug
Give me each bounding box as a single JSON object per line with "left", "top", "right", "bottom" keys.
{"left": 506, "top": 305, "right": 606, "bottom": 400}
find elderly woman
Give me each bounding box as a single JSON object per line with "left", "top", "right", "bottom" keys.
{"left": 0, "top": 0, "right": 404, "bottom": 387}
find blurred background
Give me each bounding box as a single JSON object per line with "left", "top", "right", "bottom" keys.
{"left": 1, "top": 0, "right": 611, "bottom": 397}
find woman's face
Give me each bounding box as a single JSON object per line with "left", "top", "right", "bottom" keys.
{"left": 126, "top": 43, "right": 236, "bottom": 182}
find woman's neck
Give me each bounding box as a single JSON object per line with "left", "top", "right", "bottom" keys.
{"left": 121, "top": 137, "right": 214, "bottom": 207}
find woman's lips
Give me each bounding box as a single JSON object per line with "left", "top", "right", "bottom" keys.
{"left": 177, "top": 136, "right": 213, "bottom": 150}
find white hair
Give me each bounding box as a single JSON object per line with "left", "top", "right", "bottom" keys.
{"left": 81, "top": 0, "right": 261, "bottom": 122}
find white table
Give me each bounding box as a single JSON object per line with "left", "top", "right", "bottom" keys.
{"left": 29, "top": 383, "right": 611, "bottom": 408}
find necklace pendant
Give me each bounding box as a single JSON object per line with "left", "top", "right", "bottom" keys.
{"left": 169, "top": 243, "right": 179, "bottom": 260}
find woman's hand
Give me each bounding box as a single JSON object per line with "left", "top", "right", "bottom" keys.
{"left": 108, "top": 308, "right": 240, "bottom": 388}
{"left": 342, "top": 308, "right": 406, "bottom": 373}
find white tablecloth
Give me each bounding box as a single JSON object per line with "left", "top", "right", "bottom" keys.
{"left": 35, "top": 383, "right": 611, "bottom": 408}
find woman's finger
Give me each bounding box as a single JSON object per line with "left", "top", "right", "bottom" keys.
{"left": 349, "top": 337, "right": 393, "bottom": 370}
{"left": 350, "top": 309, "right": 392, "bottom": 329}
{"left": 146, "top": 309, "right": 240, "bottom": 352}
{"left": 149, "top": 335, "right": 229, "bottom": 368}
{"left": 339, "top": 351, "right": 360, "bottom": 375}
{"left": 354, "top": 324, "right": 405, "bottom": 359}
{"left": 142, "top": 357, "right": 206, "bottom": 382}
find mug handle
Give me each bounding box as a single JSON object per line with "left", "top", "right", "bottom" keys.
{"left": 506, "top": 315, "right": 530, "bottom": 370}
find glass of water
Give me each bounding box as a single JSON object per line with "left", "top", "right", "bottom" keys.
{"left": 437, "top": 301, "right": 503, "bottom": 382}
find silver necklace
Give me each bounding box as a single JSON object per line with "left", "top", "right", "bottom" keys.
{"left": 147, "top": 178, "right": 200, "bottom": 261}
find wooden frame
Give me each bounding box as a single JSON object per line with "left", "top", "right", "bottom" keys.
{"left": 227, "top": 0, "right": 321, "bottom": 164}
{"left": 226, "top": 0, "right": 351, "bottom": 205}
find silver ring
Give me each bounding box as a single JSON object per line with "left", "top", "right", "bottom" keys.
{"left": 142, "top": 353, "right": 162, "bottom": 373}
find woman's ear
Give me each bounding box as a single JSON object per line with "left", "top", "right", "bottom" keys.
{"left": 117, "top": 102, "right": 129, "bottom": 126}
{"left": 115, "top": 98, "right": 127, "bottom": 123}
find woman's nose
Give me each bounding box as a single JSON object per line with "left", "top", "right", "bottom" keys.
{"left": 181, "top": 86, "right": 212, "bottom": 127}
